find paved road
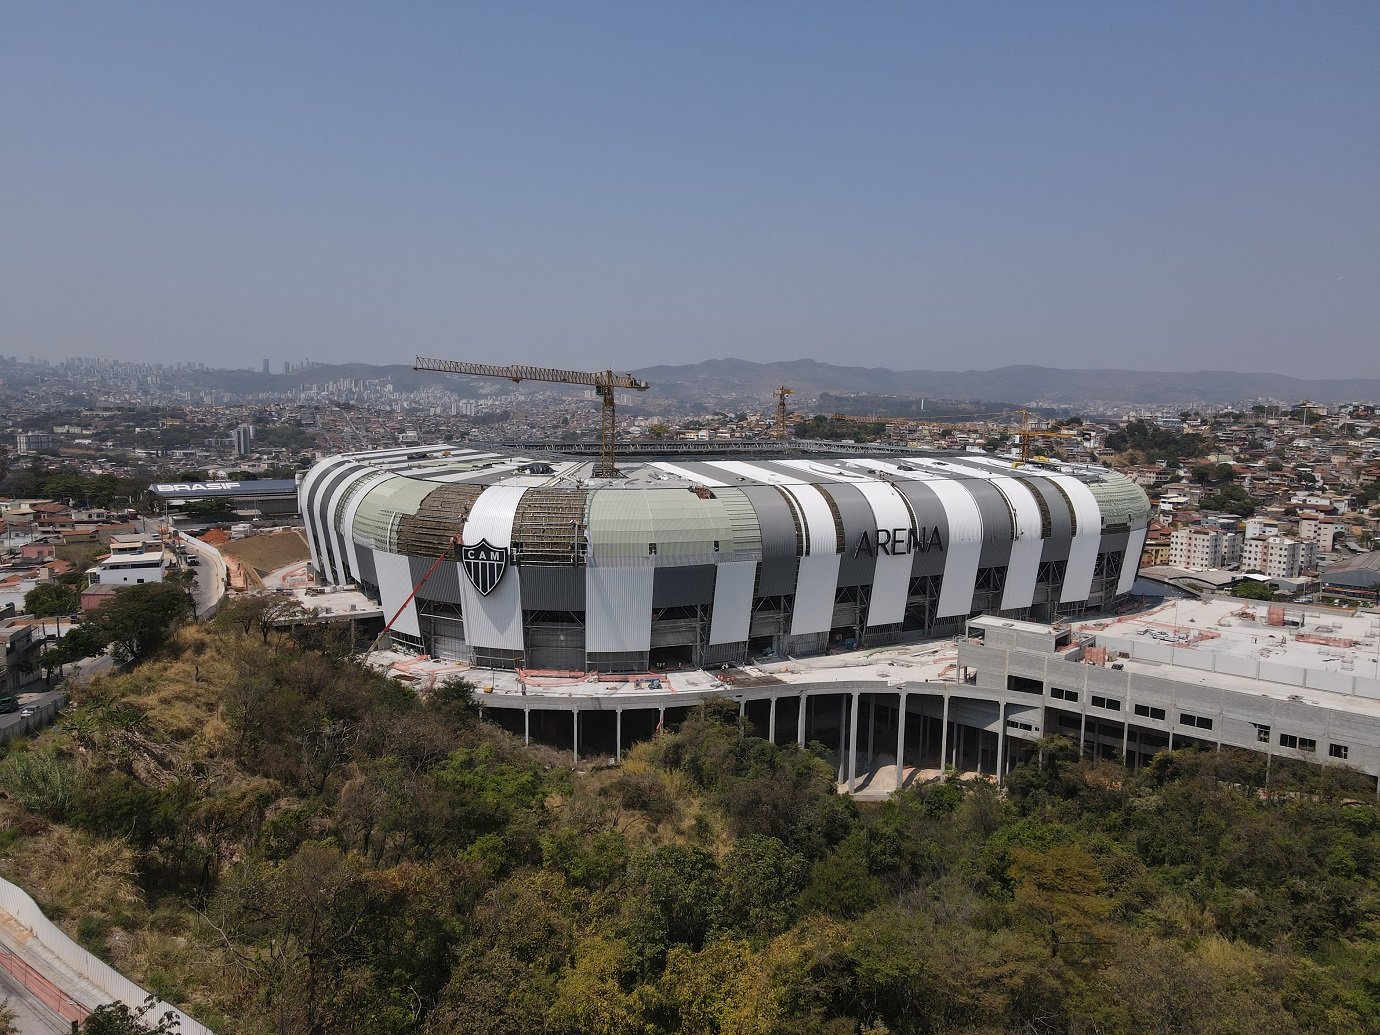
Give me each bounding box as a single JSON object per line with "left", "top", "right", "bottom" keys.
{"left": 0, "top": 962, "right": 68, "bottom": 1033}
{"left": 0, "top": 970, "right": 68, "bottom": 1033}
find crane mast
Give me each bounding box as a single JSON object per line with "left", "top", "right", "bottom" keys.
{"left": 775, "top": 385, "right": 794, "bottom": 440}
{"left": 414, "top": 356, "right": 650, "bottom": 478}
{"left": 1013, "top": 409, "right": 1083, "bottom": 466}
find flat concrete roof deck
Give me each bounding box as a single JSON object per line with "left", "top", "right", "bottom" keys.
{"left": 365, "top": 639, "right": 963, "bottom": 704}
{"left": 1086, "top": 598, "right": 1380, "bottom": 679}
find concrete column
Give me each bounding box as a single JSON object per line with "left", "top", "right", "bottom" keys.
{"left": 940, "top": 693, "right": 950, "bottom": 782}
{"left": 1121, "top": 717, "right": 1130, "bottom": 763}
{"left": 1079, "top": 711, "right": 1087, "bottom": 759}
{"left": 866, "top": 694, "right": 876, "bottom": 772}
{"left": 572, "top": 709, "right": 579, "bottom": 766}
{"left": 847, "top": 691, "right": 860, "bottom": 791}
{"left": 739, "top": 697, "right": 746, "bottom": 717}
{"left": 895, "top": 690, "right": 908, "bottom": 791}
{"left": 615, "top": 709, "right": 622, "bottom": 762}
{"left": 837, "top": 696, "right": 848, "bottom": 782}
{"left": 797, "top": 694, "right": 807, "bottom": 749}
{"left": 995, "top": 702, "right": 1005, "bottom": 782}
{"left": 658, "top": 705, "right": 665, "bottom": 732}
{"left": 524, "top": 707, "right": 530, "bottom": 747}
{"left": 768, "top": 696, "right": 777, "bottom": 744}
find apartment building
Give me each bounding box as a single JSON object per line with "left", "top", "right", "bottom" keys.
{"left": 1169, "top": 526, "right": 1241, "bottom": 570}
{"left": 1241, "top": 535, "right": 1317, "bottom": 578}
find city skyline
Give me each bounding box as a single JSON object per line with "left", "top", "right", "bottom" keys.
{"left": 3, "top": 2, "right": 1377, "bottom": 377}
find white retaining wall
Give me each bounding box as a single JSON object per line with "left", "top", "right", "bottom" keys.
{"left": 0, "top": 876, "right": 214, "bottom": 1033}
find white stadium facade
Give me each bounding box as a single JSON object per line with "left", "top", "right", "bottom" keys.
{"left": 299, "top": 444, "right": 1152, "bottom": 672}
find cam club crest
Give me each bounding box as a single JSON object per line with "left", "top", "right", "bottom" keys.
{"left": 461, "top": 538, "right": 509, "bottom": 596}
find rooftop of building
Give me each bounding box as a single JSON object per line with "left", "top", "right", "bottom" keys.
{"left": 1082, "top": 596, "right": 1380, "bottom": 703}
{"left": 326, "top": 442, "right": 1138, "bottom": 491}
{"left": 1323, "top": 551, "right": 1380, "bottom": 575}
{"left": 92, "top": 550, "right": 167, "bottom": 566}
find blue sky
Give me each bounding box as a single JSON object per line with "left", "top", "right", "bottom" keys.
{"left": 3, "top": 2, "right": 1376, "bottom": 375}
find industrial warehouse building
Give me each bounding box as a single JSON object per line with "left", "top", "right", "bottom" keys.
{"left": 300, "top": 444, "right": 1152, "bottom": 671}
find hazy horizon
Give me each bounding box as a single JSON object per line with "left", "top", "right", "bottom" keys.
{"left": 4, "top": 3, "right": 1377, "bottom": 379}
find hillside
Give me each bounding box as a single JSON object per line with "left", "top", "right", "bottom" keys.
{"left": 633, "top": 358, "right": 1380, "bottom": 407}
{"left": 0, "top": 612, "right": 1377, "bottom": 1033}
{"left": 174, "top": 358, "right": 1380, "bottom": 409}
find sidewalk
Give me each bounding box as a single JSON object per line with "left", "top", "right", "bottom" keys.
{"left": 0, "top": 908, "right": 104, "bottom": 1028}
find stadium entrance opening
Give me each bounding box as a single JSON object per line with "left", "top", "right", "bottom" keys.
{"left": 649, "top": 644, "right": 695, "bottom": 670}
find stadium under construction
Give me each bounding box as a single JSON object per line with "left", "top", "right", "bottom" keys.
{"left": 300, "top": 443, "right": 1152, "bottom": 670}
{"left": 298, "top": 445, "right": 1380, "bottom": 789}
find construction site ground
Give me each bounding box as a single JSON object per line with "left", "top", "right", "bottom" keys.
{"left": 217, "top": 530, "right": 311, "bottom": 589}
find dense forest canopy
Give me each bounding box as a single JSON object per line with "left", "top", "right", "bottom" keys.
{"left": 1, "top": 611, "right": 1378, "bottom": 1034}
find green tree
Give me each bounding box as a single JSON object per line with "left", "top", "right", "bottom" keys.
{"left": 23, "top": 582, "right": 80, "bottom": 617}
{"left": 183, "top": 498, "right": 235, "bottom": 520}
{"left": 79, "top": 997, "right": 181, "bottom": 1034}
{"left": 623, "top": 844, "right": 719, "bottom": 975}
{"left": 65, "top": 582, "right": 195, "bottom": 663}
{"left": 215, "top": 594, "right": 310, "bottom": 644}
{"left": 1232, "top": 580, "right": 1276, "bottom": 600}
{"left": 1008, "top": 843, "right": 1116, "bottom": 960}
{"left": 712, "top": 835, "right": 808, "bottom": 939}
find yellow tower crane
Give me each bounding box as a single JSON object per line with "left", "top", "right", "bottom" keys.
{"left": 1013, "top": 409, "right": 1084, "bottom": 466}
{"left": 775, "top": 385, "right": 795, "bottom": 440}
{"left": 414, "top": 356, "right": 651, "bottom": 478}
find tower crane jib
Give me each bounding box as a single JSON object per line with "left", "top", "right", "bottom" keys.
{"left": 414, "top": 355, "right": 650, "bottom": 478}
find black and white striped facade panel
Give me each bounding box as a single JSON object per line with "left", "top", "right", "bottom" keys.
{"left": 300, "top": 446, "right": 1152, "bottom": 669}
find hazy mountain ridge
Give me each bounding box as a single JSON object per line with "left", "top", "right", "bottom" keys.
{"left": 171, "top": 358, "right": 1380, "bottom": 408}
{"left": 631, "top": 359, "right": 1380, "bottom": 407}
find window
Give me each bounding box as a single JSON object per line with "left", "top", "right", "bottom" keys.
{"left": 1007, "top": 675, "right": 1043, "bottom": 695}
{"left": 1330, "top": 744, "right": 1349, "bottom": 760}
{"left": 1179, "top": 712, "right": 1213, "bottom": 731}
{"left": 1058, "top": 715, "right": 1080, "bottom": 730}
{"left": 1252, "top": 722, "right": 1271, "bottom": 743}
{"left": 1051, "top": 687, "right": 1079, "bottom": 703}
{"left": 1091, "top": 695, "right": 1121, "bottom": 711}
{"left": 1279, "top": 734, "right": 1315, "bottom": 751}
{"left": 1134, "top": 704, "right": 1166, "bottom": 721}
{"left": 648, "top": 543, "right": 657, "bottom": 555}
{"left": 1006, "top": 718, "right": 1035, "bottom": 732}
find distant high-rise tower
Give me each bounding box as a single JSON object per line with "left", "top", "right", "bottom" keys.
{"left": 262, "top": 358, "right": 270, "bottom": 374}
{"left": 233, "top": 424, "right": 254, "bottom": 457}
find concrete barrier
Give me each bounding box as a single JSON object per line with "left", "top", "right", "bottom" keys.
{"left": 0, "top": 694, "right": 65, "bottom": 745}
{"left": 0, "top": 876, "right": 215, "bottom": 1033}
